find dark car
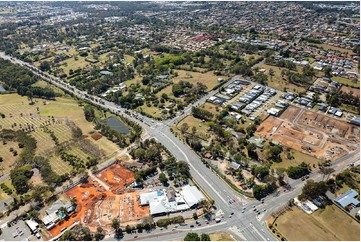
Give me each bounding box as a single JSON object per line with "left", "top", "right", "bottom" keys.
{"left": 190, "top": 225, "right": 194, "bottom": 228}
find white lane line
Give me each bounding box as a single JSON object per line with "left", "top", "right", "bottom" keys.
{"left": 160, "top": 133, "right": 228, "bottom": 205}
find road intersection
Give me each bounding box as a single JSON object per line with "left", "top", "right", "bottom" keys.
{"left": 0, "top": 52, "right": 359, "bottom": 241}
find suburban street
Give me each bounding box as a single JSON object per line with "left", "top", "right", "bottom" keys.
{"left": 0, "top": 52, "right": 359, "bottom": 241}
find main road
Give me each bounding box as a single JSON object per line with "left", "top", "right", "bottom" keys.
{"left": 0, "top": 52, "right": 359, "bottom": 241}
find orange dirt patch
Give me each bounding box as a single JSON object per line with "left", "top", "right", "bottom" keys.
{"left": 256, "top": 105, "right": 359, "bottom": 161}
{"left": 91, "top": 133, "right": 102, "bottom": 141}
{"left": 340, "top": 86, "right": 360, "bottom": 97}
{"left": 49, "top": 165, "right": 148, "bottom": 238}
{"left": 279, "top": 105, "right": 301, "bottom": 122}
{"left": 96, "top": 163, "right": 135, "bottom": 193}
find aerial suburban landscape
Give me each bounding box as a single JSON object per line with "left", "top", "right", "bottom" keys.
{"left": 0, "top": 1, "right": 359, "bottom": 241}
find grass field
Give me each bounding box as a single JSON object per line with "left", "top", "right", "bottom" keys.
{"left": 32, "top": 80, "right": 65, "bottom": 95}
{"left": 332, "top": 76, "right": 360, "bottom": 88}
{"left": 60, "top": 55, "right": 91, "bottom": 76}
{"left": 275, "top": 205, "right": 360, "bottom": 241}
{"left": 272, "top": 150, "right": 321, "bottom": 170}
{"left": 209, "top": 231, "right": 235, "bottom": 241}
{"left": 257, "top": 63, "right": 308, "bottom": 93}
{"left": 314, "top": 44, "right": 354, "bottom": 54}
{"left": 201, "top": 102, "right": 223, "bottom": 116}
{"left": 49, "top": 155, "right": 73, "bottom": 176}
{"left": 0, "top": 141, "right": 20, "bottom": 175}
{"left": 0, "top": 93, "right": 122, "bottom": 175}
{"left": 176, "top": 115, "right": 210, "bottom": 140}
{"left": 172, "top": 70, "right": 226, "bottom": 91}
{"left": 0, "top": 178, "right": 16, "bottom": 201}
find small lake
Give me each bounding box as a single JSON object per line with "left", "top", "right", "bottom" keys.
{"left": 105, "top": 116, "right": 130, "bottom": 135}
{"left": 0, "top": 85, "right": 6, "bottom": 92}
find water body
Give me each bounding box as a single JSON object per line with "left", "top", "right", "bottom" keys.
{"left": 0, "top": 86, "right": 6, "bottom": 92}
{"left": 105, "top": 116, "right": 130, "bottom": 135}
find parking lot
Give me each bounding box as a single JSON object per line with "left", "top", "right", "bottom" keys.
{"left": 0, "top": 220, "right": 41, "bottom": 241}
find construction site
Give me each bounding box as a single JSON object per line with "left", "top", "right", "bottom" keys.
{"left": 256, "top": 105, "right": 360, "bottom": 161}
{"left": 49, "top": 164, "right": 149, "bottom": 237}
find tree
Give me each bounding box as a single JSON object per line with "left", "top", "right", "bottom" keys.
{"left": 286, "top": 162, "right": 310, "bottom": 179}
{"left": 193, "top": 212, "right": 198, "bottom": 220}
{"left": 39, "top": 61, "right": 51, "bottom": 72}
{"left": 319, "top": 167, "right": 335, "bottom": 181}
{"left": 83, "top": 105, "right": 95, "bottom": 122}
{"left": 298, "top": 180, "right": 328, "bottom": 201}
{"left": 159, "top": 173, "right": 168, "bottom": 185}
{"left": 200, "top": 233, "right": 211, "bottom": 241}
{"left": 94, "top": 227, "right": 105, "bottom": 241}
{"left": 180, "top": 123, "right": 189, "bottom": 134}
{"left": 184, "top": 233, "right": 200, "bottom": 241}
{"left": 112, "top": 218, "right": 121, "bottom": 233}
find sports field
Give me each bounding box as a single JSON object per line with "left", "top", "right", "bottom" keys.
{"left": 275, "top": 205, "right": 360, "bottom": 241}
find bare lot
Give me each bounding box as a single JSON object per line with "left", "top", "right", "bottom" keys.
{"left": 256, "top": 105, "right": 359, "bottom": 160}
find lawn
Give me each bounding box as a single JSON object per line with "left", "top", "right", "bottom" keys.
{"left": 60, "top": 55, "right": 91, "bottom": 75}
{"left": 209, "top": 231, "right": 235, "bottom": 241}
{"left": 0, "top": 93, "right": 122, "bottom": 172}
{"left": 0, "top": 178, "right": 16, "bottom": 201}
{"left": 314, "top": 44, "right": 354, "bottom": 54}
{"left": 257, "top": 63, "right": 308, "bottom": 93}
{"left": 176, "top": 115, "right": 210, "bottom": 140}
{"left": 0, "top": 141, "right": 20, "bottom": 176}
{"left": 200, "top": 102, "right": 223, "bottom": 116}
{"left": 172, "top": 69, "right": 226, "bottom": 91}
{"left": 32, "top": 80, "right": 65, "bottom": 95}
{"left": 39, "top": 97, "right": 94, "bottom": 134}
{"left": 272, "top": 149, "right": 321, "bottom": 170}
{"left": 49, "top": 155, "right": 73, "bottom": 176}
{"left": 275, "top": 205, "right": 360, "bottom": 241}
{"left": 332, "top": 76, "right": 360, "bottom": 88}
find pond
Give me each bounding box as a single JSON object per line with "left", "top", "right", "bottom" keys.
{"left": 105, "top": 116, "right": 130, "bottom": 135}
{"left": 0, "top": 85, "right": 6, "bottom": 92}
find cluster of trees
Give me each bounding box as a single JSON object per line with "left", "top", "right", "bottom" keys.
{"left": 286, "top": 162, "right": 310, "bottom": 179}
{"left": 172, "top": 81, "right": 207, "bottom": 103}
{"left": 10, "top": 165, "right": 34, "bottom": 194}
{"left": 263, "top": 144, "right": 283, "bottom": 162}
{"left": 159, "top": 159, "right": 190, "bottom": 186}
{"left": 131, "top": 138, "right": 168, "bottom": 163}
{"left": 0, "top": 129, "right": 37, "bottom": 165}
{"left": 298, "top": 179, "right": 328, "bottom": 201}
{"left": 252, "top": 182, "right": 277, "bottom": 200}
{"left": 60, "top": 224, "right": 93, "bottom": 241}
{"left": 156, "top": 215, "right": 185, "bottom": 228}
{"left": 184, "top": 233, "right": 211, "bottom": 241}
{"left": 33, "top": 156, "right": 69, "bottom": 186}
{"left": 0, "top": 59, "right": 56, "bottom": 100}
{"left": 265, "top": 58, "right": 297, "bottom": 70}
{"left": 60, "top": 151, "right": 86, "bottom": 169}
{"left": 192, "top": 107, "right": 214, "bottom": 121}
{"left": 326, "top": 91, "right": 360, "bottom": 110}
{"left": 251, "top": 165, "right": 270, "bottom": 181}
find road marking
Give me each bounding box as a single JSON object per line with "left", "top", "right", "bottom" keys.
{"left": 160, "top": 133, "right": 228, "bottom": 205}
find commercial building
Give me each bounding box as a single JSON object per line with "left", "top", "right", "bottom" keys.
{"left": 139, "top": 185, "right": 205, "bottom": 216}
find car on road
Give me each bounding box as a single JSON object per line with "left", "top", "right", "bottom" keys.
{"left": 190, "top": 225, "right": 194, "bottom": 228}
{"left": 230, "top": 212, "right": 234, "bottom": 215}
{"left": 198, "top": 223, "right": 201, "bottom": 226}
{"left": 134, "top": 235, "right": 138, "bottom": 238}
{"left": 206, "top": 221, "right": 209, "bottom": 224}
